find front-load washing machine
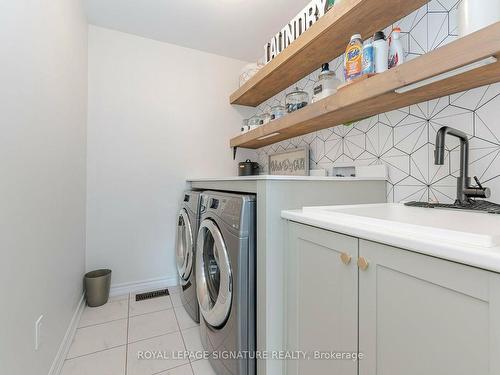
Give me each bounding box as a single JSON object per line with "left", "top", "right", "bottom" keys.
{"left": 176, "top": 190, "right": 202, "bottom": 323}
{"left": 196, "top": 191, "right": 256, "bottom": 375}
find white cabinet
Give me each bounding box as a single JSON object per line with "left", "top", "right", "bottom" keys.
{"left": 285, "top": 222, "right": 500, "bottom": 375}
{"left": 359, "top": 239, "right": 500, "bottom": 375}
{"left": 286, "top": 222, "right": 358, "bottom": 375}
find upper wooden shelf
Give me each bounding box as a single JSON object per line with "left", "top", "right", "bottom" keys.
{"left": 230, "top": 0, "right": 429, "bottom": 107}
{"left": 230, "top": 22, "right": 500, "bottom": 149}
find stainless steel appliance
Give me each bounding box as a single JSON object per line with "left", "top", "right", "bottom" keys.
{"left": 196, "top": 191, "right": 256, "bottom": 375}
{"left": 176, "top": 190, "right": 202, "bottom": 323}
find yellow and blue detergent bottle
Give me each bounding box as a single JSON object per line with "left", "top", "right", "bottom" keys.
{"left": 344, "top": 34, "right": 363, "bottom": 82}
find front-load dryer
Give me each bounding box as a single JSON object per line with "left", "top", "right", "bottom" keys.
{"left": 196, "top": 191, "right": 256, "bottom": 375}
{"left": 176, "top": 190, "right": 202, "bottom": 323}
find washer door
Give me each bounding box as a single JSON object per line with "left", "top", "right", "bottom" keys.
{"left": 196, "top": 219, "right": 232, "bottom": 328}
{"left": 176, "top": 209, "right": 194, "bottom": 282}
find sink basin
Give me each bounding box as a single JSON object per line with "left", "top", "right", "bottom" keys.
{"left": 302, "top": 203, "right": 500, "bottom": 248}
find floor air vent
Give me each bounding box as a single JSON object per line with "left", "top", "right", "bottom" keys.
{"left": 135, "top": 289, "right": 170, "bottom": 302}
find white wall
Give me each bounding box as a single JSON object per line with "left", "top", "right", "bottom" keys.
{"left": 0, "top": 1, "right": 88, "bottom": 374}
{"left": 87, "top": 26, "right": 254, "bottom": 286}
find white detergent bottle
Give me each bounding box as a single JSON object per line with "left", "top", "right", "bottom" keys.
{"left": 388, "top": 27, "right": 404, "bottom": 69}
{"left": 373, "top": 31, "right": 388, "bottom": 73}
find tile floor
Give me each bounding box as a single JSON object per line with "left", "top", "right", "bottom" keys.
{"left": 61, "top": 287, "right": 216, "bottom": 375}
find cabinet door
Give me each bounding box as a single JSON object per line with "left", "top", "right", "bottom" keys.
{"left": 359, "top": 239, "right": 500, "bottom": 375}
{"left": 286, "top": 222, "right": 358, "bottom": 375}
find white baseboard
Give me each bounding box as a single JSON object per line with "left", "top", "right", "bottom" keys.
{"left": 48, "top": 293, "right": 85, "bottom": 375}
{"left": 110, "top": 276, "right": 178, "bottom": 297}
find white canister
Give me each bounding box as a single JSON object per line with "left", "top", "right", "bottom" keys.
{"left": 458, "top": 0, "right": 500, "bottom": 37}
{"left": 373, "top": 31, "right": 389, "bottom": 74}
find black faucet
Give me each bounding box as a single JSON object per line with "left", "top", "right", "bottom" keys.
{"left": 434, "top": 126, "right": 491, "bottom": 205}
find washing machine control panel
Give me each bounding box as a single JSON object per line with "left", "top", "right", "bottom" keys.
{"left": 203, "top": 196, "right": 243, "bottom": 231}
{"left": 209, "top": 198, "right": 219, "bottom": 209}
{"left": 220, "top": 198, "right": 243, "bottom": 231}
{"left": 184, "top": 191, "right": 201, "bottom": 213}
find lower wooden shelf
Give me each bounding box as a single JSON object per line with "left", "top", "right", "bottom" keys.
{"left": 230, "top": 22, "right": 500, "bottom": 149}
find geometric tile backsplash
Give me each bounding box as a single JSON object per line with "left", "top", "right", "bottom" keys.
{"left": 254, "top": 0, "right": 500, "bottom": 203}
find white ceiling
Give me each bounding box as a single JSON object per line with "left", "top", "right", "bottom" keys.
{"left": 84, "top": 0, "right": 308, "bottom": 62}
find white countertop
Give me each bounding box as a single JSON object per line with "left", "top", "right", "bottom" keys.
{"left": 187, "top": 175, "right": 386, "bottom": 182}
{"left": 282, "top": 203, "right": 500, "bottom": 273}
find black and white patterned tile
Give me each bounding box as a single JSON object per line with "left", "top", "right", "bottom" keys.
{"left": 254, "top": 0, "right": 500, "bottom": 203}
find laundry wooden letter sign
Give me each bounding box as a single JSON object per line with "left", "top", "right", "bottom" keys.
{"left": 264, "top": 0, "right": 330, "bottom": 64}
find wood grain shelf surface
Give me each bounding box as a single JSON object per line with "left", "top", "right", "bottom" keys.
{"left": 230, "top": 0, "right": 429, "bottom": 107}
{"left": 230, "top": 22, "right": 500, "bottom": 149}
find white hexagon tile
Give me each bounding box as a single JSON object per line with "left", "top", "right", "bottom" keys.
{"left": 254, "top": 0, "right": 500, "bottom": 204}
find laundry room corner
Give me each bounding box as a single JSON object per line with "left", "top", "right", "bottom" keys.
{"left": 85, "top": 25, "right": 256, "bottom": 289}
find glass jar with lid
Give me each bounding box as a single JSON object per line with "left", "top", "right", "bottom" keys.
{"left": 247, "top": 115, "right": 262, "bottom": 127}
{"left": 286, "top": 87, "right": 309, "bottom": 113}
{"left": 312, "top": 63, "right": 342, "bottom": 103}
{"left": 239, "top": 62, "right": 264, "bottom": 87}
{"left": 241, "top": 118, "right": 249, "bottom": 133}
{"left": 270, "top": 105, "right": 286, "bottom": 121}
{"left": 260, "top": 112, "right": 272, "bottom": 125}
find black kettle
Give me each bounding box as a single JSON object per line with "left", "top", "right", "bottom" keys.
{"left": 238, "top": 159, "right": 260, "bottom": 176}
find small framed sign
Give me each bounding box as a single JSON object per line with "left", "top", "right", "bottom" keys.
{"left": 268, "top": 147, "right": 310, "bottom": 176}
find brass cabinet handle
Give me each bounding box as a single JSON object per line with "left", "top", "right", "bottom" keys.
{"left": 357, "top": 257, "right": 369, "bottom": 271}
{"left": 340, "top": 252, "right": 352, "bottom": 265}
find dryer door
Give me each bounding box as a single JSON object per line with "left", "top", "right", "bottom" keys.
{"left": 176, "top": 208, "right": 194, "bottom": 282}
{"left": 196, "top": 219, "right": 232, "bottom": 328}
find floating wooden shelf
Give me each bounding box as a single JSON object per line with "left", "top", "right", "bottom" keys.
{"left": 230, "top": 22, "right": 500, "bottom": 149}
{"left": 230, "top": 0, "right": 429, "bottom": 107}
